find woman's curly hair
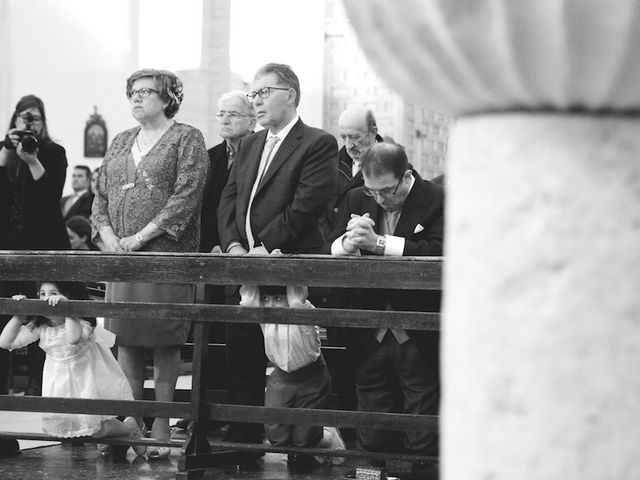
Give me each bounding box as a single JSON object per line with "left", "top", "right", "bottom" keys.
{"left": 126, "top": 68, "right": 184, "bottom": 118}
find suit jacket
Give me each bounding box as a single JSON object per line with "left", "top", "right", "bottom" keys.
{"left": 218, "top": 118, "right": 338, "bottom": 254}
{"left": 327, "top": 177, "right": 444, "bottom": 362}
{"left": 201, "top": 140, "right": 232, "bottom": 253}
{"left": 61, "top": 191, "right": 94, "bottom": 221}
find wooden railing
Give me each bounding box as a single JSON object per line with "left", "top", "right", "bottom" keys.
{"left": 0, "top": 251, "right": 442, "bottom": 479}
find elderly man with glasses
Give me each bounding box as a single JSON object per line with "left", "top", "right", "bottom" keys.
{"left": 217, "top": 63, "right": 337, "bottom": 460}
{"left": 327, "top": 142, "right": 444, "bottom": 476}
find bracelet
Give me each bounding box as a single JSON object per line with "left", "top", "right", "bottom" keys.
{"left": 135, "top": 232, "right": 144, "bottom": 243}
{"left": 374, "top": 235, "right": 386, "bottom": 255}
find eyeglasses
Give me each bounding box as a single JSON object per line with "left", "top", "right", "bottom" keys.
{"left": 215, "top": 111, "right": 247, "bottom": 120}
{"left": 363, "top": 178, "right": 402, "bottom": 199}
{"left": 246, "top": 86, "right": 290, "bottom": 102}
{"left": 127, "top": 88, "right": 159, "bottom": 99}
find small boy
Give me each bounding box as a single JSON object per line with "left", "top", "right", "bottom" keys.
{"left": 239, "top": 284, "right": 345, "bottom": 465}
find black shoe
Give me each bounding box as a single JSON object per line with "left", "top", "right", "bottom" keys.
{"left": 0, "top": 439, "right": 20, "bottom": 457}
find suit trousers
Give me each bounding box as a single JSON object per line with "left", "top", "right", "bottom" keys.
{"left": 354, "top": 332, "right": 439, "bottom": 455}
{"left": 264, "top": 355, "right": 331, "bottom": 447}
{"left": 225, "top": 321, "right": 267, "bottom": 443}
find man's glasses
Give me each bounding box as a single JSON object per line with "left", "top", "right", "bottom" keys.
{"left": 127, "top": 88, "right": 159, "bottom": 99}
{"left": 363, "top": 178, "right": 402, "bottom": 199}
{"left": 215, "top": 111, "right": 247, "bottom": 120}
{"left": 246, "top": 86, "right": 290, "bottom": 102}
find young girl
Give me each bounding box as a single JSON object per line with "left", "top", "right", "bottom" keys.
{"left": 0, "top": 281, "right": 145, "bottom": 455}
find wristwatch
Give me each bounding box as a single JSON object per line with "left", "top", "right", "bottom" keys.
{"left": 374, "top": 235, "right": 386, "bottom": 255}
{"left": 135, "top": 232, "right": 144, "bottom": 243}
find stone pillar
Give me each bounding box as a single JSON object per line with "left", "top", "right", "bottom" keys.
{"left": 445, "top": 113, "right": 640, "bottom": 479}
{"left": 341, "top": 1, "right": 640, "bottom": 479}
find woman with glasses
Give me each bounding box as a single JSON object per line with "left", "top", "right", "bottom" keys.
{"left": 0, "top": 95, "right": 70, "bottom": 412}
{"left": 92, "top": 69, "right": 208, "bottom": 460}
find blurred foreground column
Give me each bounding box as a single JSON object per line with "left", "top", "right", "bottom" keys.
{"left": 344, "top": 1, "right": 640, "bottom": 478}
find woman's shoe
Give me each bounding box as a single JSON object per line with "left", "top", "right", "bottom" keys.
{"left": 147, "top": 446, "right": 171, "bottom": 460}
{"left": 123, "top": 417, "right": 147, "bottom": 456}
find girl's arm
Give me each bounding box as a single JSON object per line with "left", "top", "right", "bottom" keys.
{"left": 0, "top": 316, "right": 26, "bottom": 350}
{"left": 64, "top": 317, "right": 83, "bottom": 345}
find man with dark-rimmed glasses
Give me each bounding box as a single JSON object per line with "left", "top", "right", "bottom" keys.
{"left": 328, "top": 142, "right": 444, "bottom": 475}
{"left": 217, "top": 63, "right": 337, "bottom": 461}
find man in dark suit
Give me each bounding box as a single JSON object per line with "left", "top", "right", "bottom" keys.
{"left": 201, "top": 91, "right": 256, "bottom": 256}
{"left": 60, "top": 165, "right": 94, "bottom": 220}
{"left": 328, "top": 143, "right": 444, "bottom": 469}
{"left": 217, "top": 63, "right": 338, "bottom": 451}
{"left": 322, "top": 105, "right": 383, "bottom": 239}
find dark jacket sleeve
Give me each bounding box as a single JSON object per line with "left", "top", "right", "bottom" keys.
{"left": 217, "top": 144, "right": 242, "bottom": 252}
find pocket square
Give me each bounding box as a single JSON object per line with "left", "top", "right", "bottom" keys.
{"left": 414, "top": 224, "right": 424, "bottom": 234}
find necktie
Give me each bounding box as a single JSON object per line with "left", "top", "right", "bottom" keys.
{"left": 226, "top": 145, "right": 236, "bottom": 171}
{"left": 245, "top": 136, "right": 280, "bottom": 248}
{"left": 375, "top": 207, "right": 410, "bottom": 345}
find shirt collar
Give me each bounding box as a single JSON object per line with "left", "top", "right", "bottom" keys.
{"left": 268, "top": 114, "right": 299, "bottom": 141}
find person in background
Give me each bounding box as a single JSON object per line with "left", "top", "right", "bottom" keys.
{"left": 66, "top": 215, "right": 97, "bottom": 250}
{"left": 92, "top": 68, "right": 208, "bottom": 460}
{"left": 0, "top": 94, "right": 70, "bottom": 455}
{"left": 217, "top": 63, "right": 337, "bottom": 459}
{"left": 201, "top": 90, "right": 256, "bottom": 258}
{"left": 321, "top": 105, "right": 382, "bottom": 239}
{"left": 328, "top": 142, "right": 444, "bottom": 478}
{"left": 60, "top": 165, "right": 94, "bottom": 220}
{"left": 170, "top": 90, "right": 257, "bottom": 434}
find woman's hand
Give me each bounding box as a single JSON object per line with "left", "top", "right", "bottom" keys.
{"left": 16, "top": 142, "right": 39, "bottom": 164}
{"left": 101, "top": 229, "right": 124, "bottom": 252}
{"left": 3, "top": 129, "right": 21, "bottom": 149}
{"left": 119, "top": 235, "right": 143, "bottom": 252}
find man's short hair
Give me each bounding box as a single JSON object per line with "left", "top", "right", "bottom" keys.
{"left": 218, "top": 90, "right": 256, "bottom": 118}
{"left": 360, "top": 143, "right": 409, "bottom": 180}
{"left": 74, "top": 165, "right": 92, "bottom": 178}
{"left": 254, "top": 63, "right": 301, "bottom": 107}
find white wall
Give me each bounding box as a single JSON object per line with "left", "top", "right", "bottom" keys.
{"left": 5, "top": 0, "right": 140, "bottom": 193}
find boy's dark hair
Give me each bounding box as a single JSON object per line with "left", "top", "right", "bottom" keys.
{"left": 258, "top": 285, "right": 287, "bottom": 296}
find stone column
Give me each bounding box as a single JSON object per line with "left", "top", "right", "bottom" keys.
{"left": 342, "top": 1, "right": 640, "bottom": 479}
{"left": 445, "top": 113, "right": 640, "bottom": 479}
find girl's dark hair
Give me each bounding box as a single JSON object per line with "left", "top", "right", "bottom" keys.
{"left": 66, "top": 216, "right": 92, "bottom": 242}
{"left": 32, "top": 281, "right": 96, "bottom": 327}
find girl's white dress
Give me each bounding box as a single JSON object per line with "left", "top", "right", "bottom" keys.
{"left": 8, "top": 319, "right": 134, "bottom": 437}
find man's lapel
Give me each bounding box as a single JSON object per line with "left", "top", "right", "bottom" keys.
{"left": 393, "top": 180, "right": 424, "bottom": 237}
{"left": 256, "top": 119, "right": 303, "bottom": 195}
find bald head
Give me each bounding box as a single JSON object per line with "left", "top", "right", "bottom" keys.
{"left": 338, "top": 105, "right": 378, "bottom": 165}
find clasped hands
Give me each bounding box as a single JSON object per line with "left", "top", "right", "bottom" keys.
{"left": 101, "top": 231, "right": 143, "bottom": 253}
{"left": 342, "top": 213, "right": 378, "bottom": 254}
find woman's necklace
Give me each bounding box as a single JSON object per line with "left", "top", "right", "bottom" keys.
{"left": 135, "top": 120, "right": 173, "bottom": 151}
